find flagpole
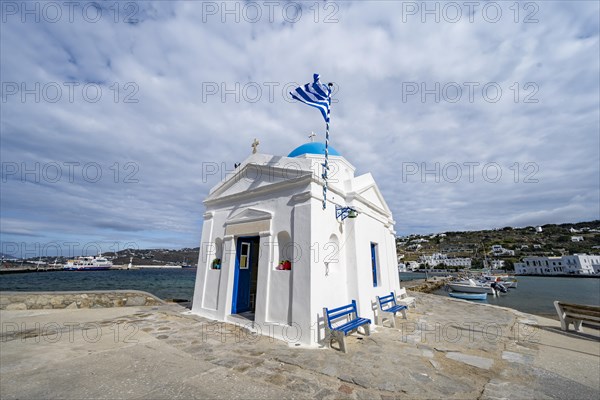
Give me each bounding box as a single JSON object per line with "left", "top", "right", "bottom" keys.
{"left": 322, "top": 83, "right": 333, "bottom": 210}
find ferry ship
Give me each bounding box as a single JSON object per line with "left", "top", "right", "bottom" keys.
{"left": 63, "top": 255, "right": 113, "bottom": 271}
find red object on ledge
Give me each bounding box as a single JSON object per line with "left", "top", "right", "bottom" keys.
{"left": 277, "top": 260, "right": 292, "bottom": 270}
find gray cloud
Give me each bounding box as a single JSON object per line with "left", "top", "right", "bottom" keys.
{"left": 1, "top": 1, "right": 598, "bottom": 257}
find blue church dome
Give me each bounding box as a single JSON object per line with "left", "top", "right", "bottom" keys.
{"left": 288, "top": 142, "right": 341, "bottom": 158}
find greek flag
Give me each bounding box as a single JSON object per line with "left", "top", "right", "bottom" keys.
{"left": 290, "top": 74, "right": 332, "bottom": 122}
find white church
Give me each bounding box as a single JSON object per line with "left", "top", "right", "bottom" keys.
{"left": 191, "top": 140, "right": 401, "bottom": 347}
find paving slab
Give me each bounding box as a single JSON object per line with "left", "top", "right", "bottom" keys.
{"left": 1, "top": 292, "right": 598, "bottom": 399}
{"left": 446, "top": 352, "right": 494, "bottom": 370}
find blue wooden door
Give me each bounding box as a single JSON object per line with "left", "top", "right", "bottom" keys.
{"left": 232, "top": 237, "right": 258, "bottom": 314}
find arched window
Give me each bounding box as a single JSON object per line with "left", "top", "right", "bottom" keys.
{"left": 212, "top": 238, "right": 223, "bottom": 269}
{"left": 276, "top": 231, "right": 293, "bottom": 270}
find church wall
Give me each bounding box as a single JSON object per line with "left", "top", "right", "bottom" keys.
{"left": 192, "top": 180, "right": 316, "bottom": 340}
{"left": 192, "top": 214, "right": 215, "bottom": 313}
{"left": 191, "top": 152, "right": 399, "bottom": 348}
{"left": 265, "top": 231, "right": 293, "bottom": 324}
{"left": 309, "top": 199, "right": 351, "bottom": 345}
{"left": 345, "top": 209, "right": 400, "bottom": 324}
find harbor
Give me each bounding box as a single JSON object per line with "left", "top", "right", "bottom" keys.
{"left": 1, "top": 291, "right": 598, "bottom": 399}
{"left": 2, "top": 1, "right": 598, "bottom": 398}
{"left": 1, "top": 270, "right": 598, "bottom": 319}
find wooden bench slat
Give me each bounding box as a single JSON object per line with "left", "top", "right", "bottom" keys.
{"left": 383, "top": 304, "right": 407, "bottom": 314}
{"left": 327, "top": 303, "right": 355, "bottom": 314}
{"left": 554, "top": 300, "right": 600, "bottom": 332}
{"left": 559, "top": 303, "right": 600, "bottom": 312}
{"left": 376, "top": 292, "right": 408, "bottom": 328}
{"left": 564, "top": 313, "right": 600, "bottom": 323}
{"left": 336, "top": 318, "right": 371, "bottom": 335}
{"left": 324, "top": 300, "right": 371, "bottom": 353}
{"left": 562, "top": 307, "right": 600, "bottom": 318}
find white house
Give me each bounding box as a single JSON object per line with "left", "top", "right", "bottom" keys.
{"left": 514, "top": 254, "right": 600, "bottom": 275}
{"left": 491, "top": 244, "right": 515, "bottom": 256}
{"left": 191, "top": 142, "right": 400, "bottom": 347}
{"left": 571, "top": 236, "right": 584, "bottom": 242}
{"left": 419, "top": 253, "right": 471, "bottom": 268}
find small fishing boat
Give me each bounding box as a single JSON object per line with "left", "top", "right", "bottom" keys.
{"left": 447, "top": 279, "right": 492, "bottom": 294}
{"left": 449, "top": 278, "right": 509, "bottom": 295}
{"left": 448, "top": 292, "right": 487, "bottom": 301}
{"left": 481, "top": 275, "right": 518, "bottom": 288}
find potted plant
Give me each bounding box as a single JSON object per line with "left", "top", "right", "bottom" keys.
{"left": 212, "top": 258, "right": 221, "bottom": 270}
{"left": 276, "top": 260, "right": 291, "bottom": 270}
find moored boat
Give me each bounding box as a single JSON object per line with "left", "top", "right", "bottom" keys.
{"left": 449, "top": 292, "right": 487, "bottom": 301}
{"left": 63, "top": 255, "right": 112, "bottom": 271}
{"left": 448, "top": 279, "right": 493, "bottom": 294}
{"left": 481, "top": 275, "right": 518, "bottom": 288}
{"left": 448, "top": 278, "right": 509, "bottom": 295}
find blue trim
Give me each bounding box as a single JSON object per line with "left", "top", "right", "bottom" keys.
{"left": 371, "top": 243, "right": 378, "bottom": 287}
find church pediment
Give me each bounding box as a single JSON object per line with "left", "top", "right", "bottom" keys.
{"left": 351, "top": 174, "right": 392, "bottom": 216}
{"left": 225, "top": 208, "right": 272, "bottom": 225}
{"left": 205, "top": 162, "right": 312, "bottom": 204}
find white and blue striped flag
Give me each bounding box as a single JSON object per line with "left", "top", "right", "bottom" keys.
{"left": 290, "top": 74, "right": 332, "bottom": 122}
{"left": 290, "top": 73, "right": 334, "bottom": 210}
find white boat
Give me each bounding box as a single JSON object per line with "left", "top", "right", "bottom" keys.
{"left": 480, "top": 275, "right": 518, "bottom": 288}
{"left": 450, "top": 278, "right": 509, "bottom": 295}
{"left": 64, "top": 255, "right": 112, "bottom": 271}
{"left": 448, "top": 292, "right": 487, "bottom": 301}
{"left": 448, "top": 280, "right": 492, "bottom": 294}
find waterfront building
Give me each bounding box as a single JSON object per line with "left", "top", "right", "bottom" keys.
{"left": 419, "top": 253, "right": 471, "bottom": 268}
{"left": 514, "top": 254, "right": 600, "bottom": 275}
{"left": 191, "top": 141, "right": 400, "bottom": 347}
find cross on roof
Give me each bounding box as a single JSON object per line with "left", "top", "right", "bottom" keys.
{"left": 308, "top": 132, "right": 316, "bottom": 142}
{"left": 251, "top": 138, "right": 259, "bottom": 154}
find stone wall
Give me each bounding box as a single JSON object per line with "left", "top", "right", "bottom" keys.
{"left": 402, "top": 277, "right": 450, "bottom": 293}
{"left": 0, "top": 290, "right": 166, "bottom": 310}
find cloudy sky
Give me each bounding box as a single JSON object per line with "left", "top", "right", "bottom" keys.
{"left": 1, "top": 1, "right": 599, "bottom": 257}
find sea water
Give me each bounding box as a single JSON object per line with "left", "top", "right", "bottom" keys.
{"left": 2, "top": 270, "right": 598, "bottom": 318}
{"left": 432, "top": 275, "right": 600, "bottom": 317}
{"left": 0, "top": 269, "right": 197, "bottom": 301}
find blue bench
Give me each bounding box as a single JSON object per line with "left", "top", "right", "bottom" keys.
{"left": 323, "top": 300, "right": 371, "bottom": 353}
{"left": 376, "top": 292, "right": 407, "bottom": 328}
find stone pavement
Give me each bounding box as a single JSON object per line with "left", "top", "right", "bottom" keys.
{"left": 1, "top": 292, "right": 598, "bottom": 399}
